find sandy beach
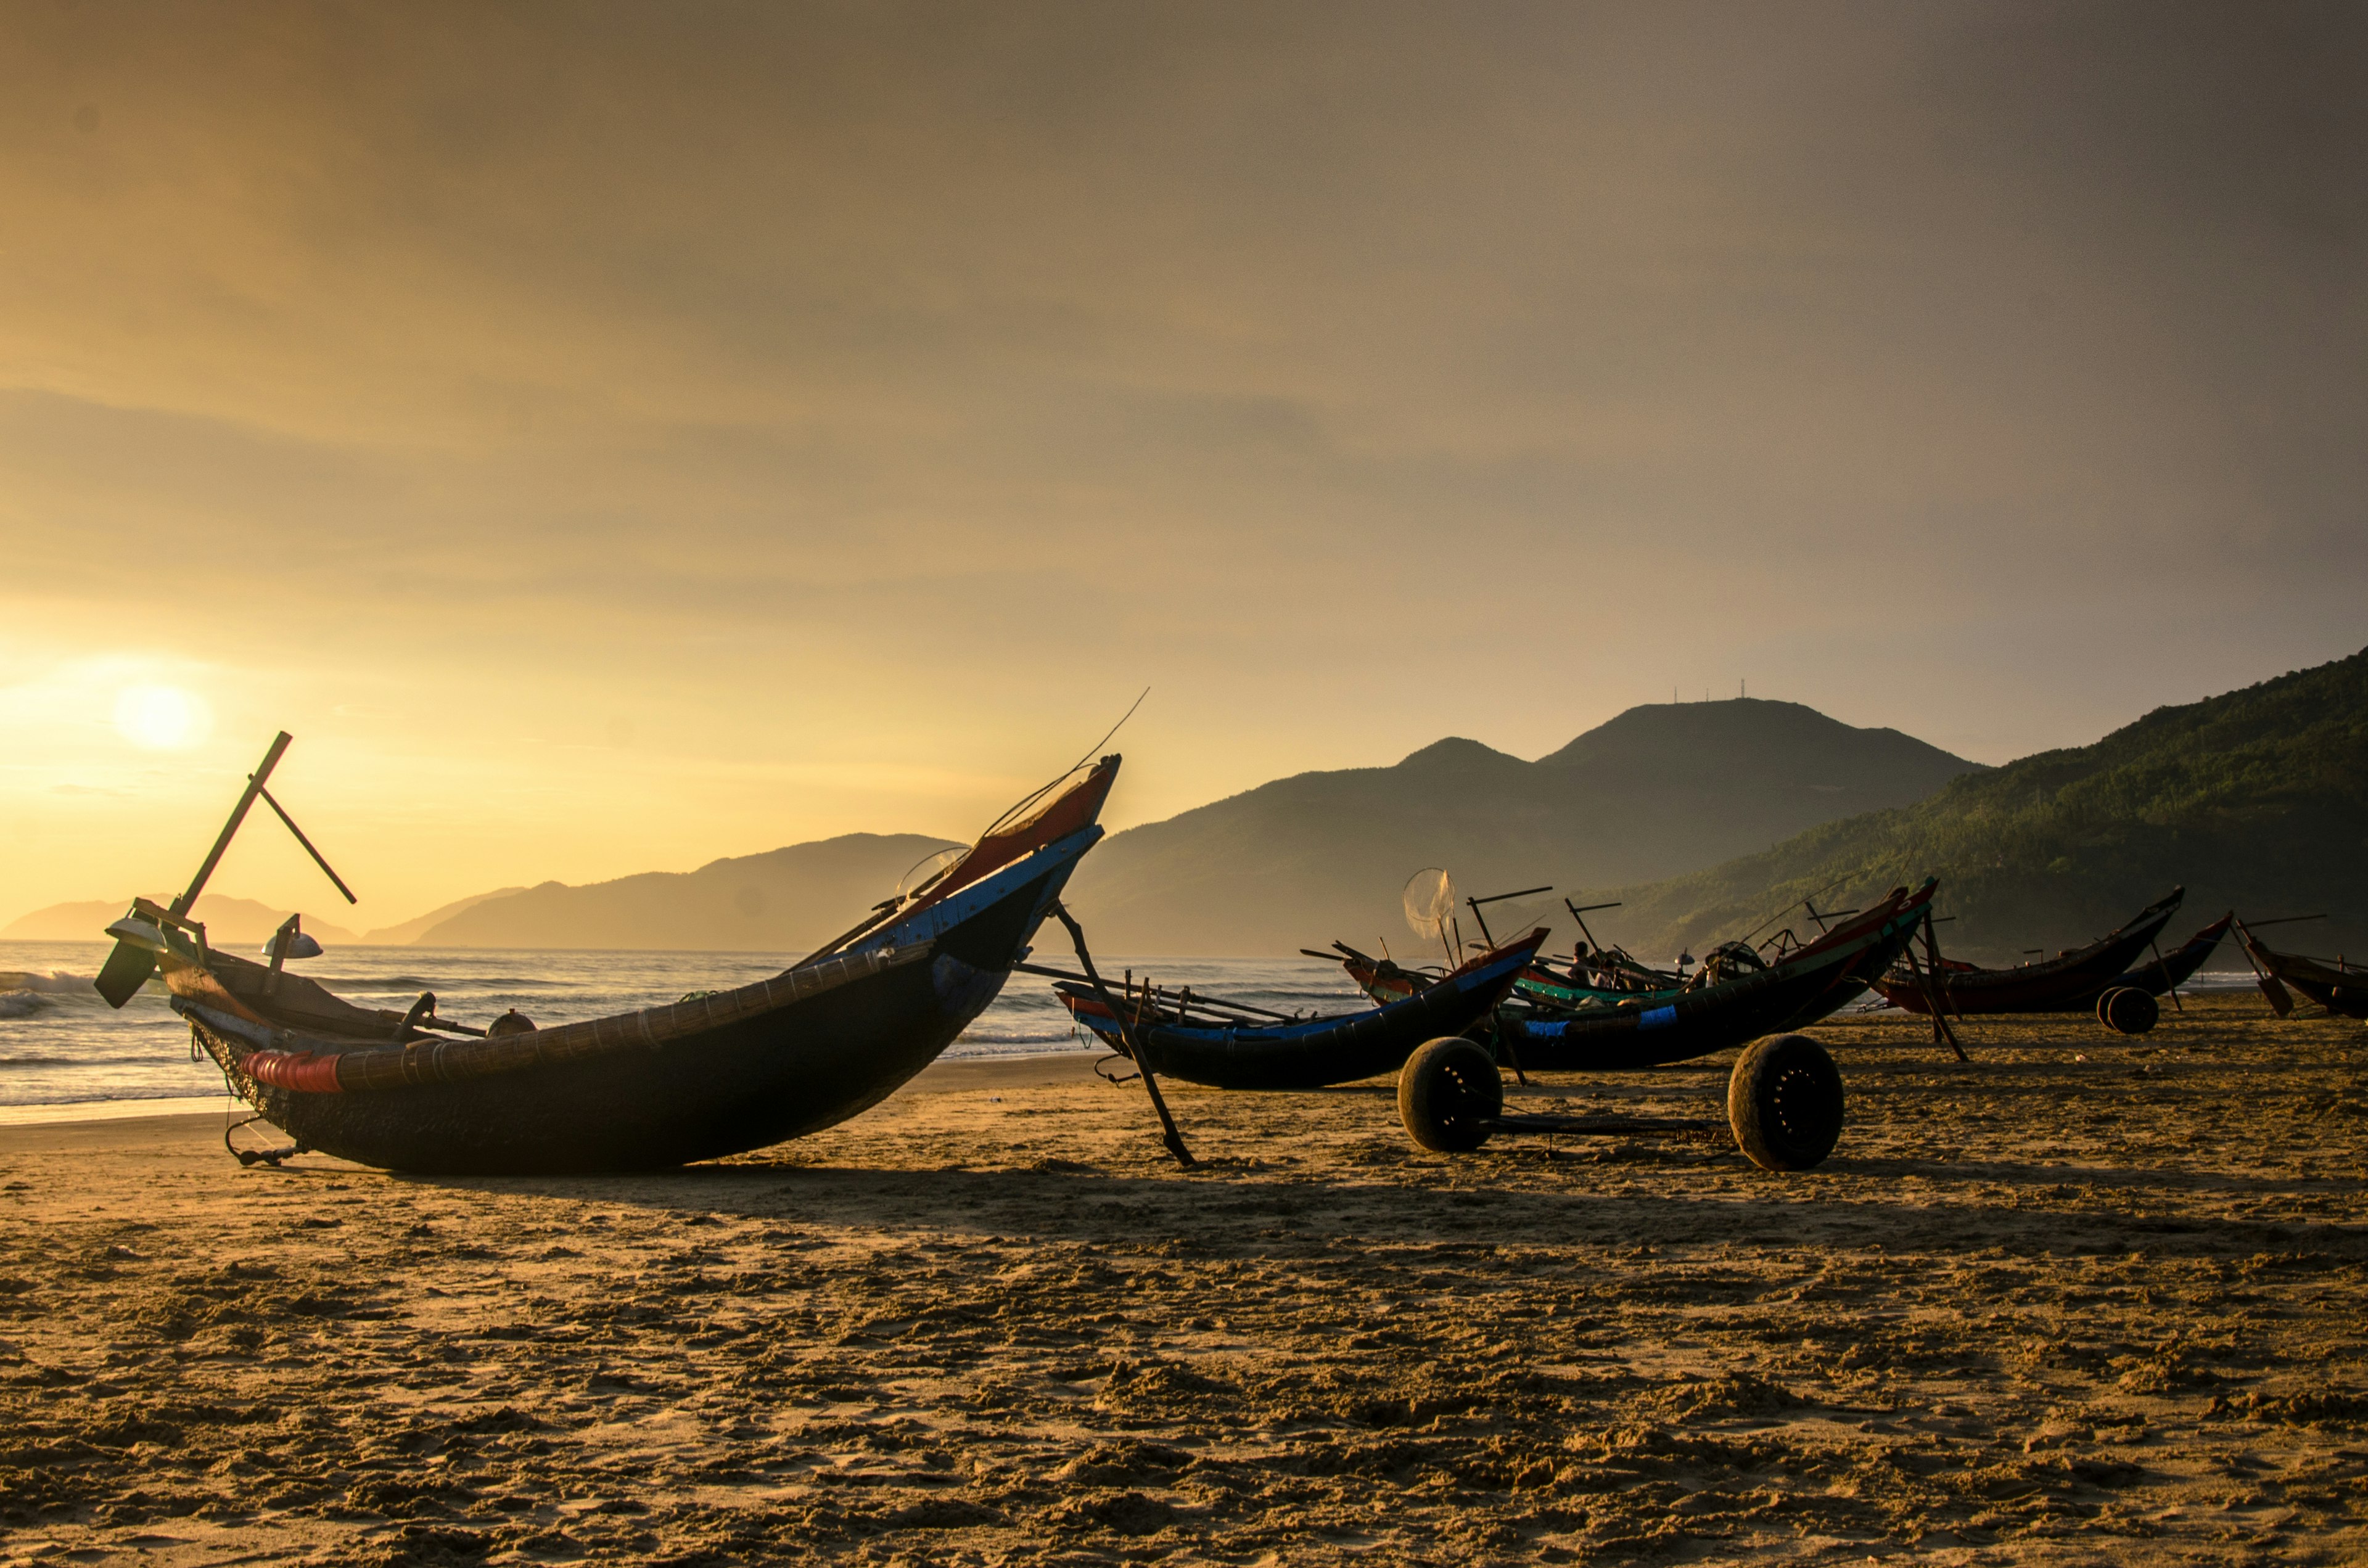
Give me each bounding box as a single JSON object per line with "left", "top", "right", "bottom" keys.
{"left": 2, "top": 994, "right": 2362, "bottom": 1566}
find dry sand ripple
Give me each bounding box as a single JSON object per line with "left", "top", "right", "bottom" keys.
{"left": 1, "top": 995, "right": 2363, "bottom": 1564}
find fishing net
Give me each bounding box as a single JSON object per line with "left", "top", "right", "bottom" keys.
{"left": 1403, "top": 868, "right": 1459, "bottom": 942}
{"left": 897, "top": 846, "right": 968, "bottom": 901}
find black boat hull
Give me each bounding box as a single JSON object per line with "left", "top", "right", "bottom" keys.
{"left": 1504, "top": 883, "right": 1934, "bottom": 1071}
{"left": 1873, "top": 889, "right": 2185, "bottom": 1016}
{"left": 179, "top": 828, "right": 1099, "bottom": 1174}
{"left": 2105, "top": 916, "right": 2232, "bottom": 998}
{"left": 1065, "top": 938, "right": 1541, "bottom": 1091}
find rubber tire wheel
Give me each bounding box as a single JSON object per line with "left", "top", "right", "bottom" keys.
{"left": 1397, "top": 1036, "right": 1503, "bottom": 1153}
{"left": 2099, "top": 986, "right": 2160, "bottom": 1036}
{"left": 1727, "top": 1033, "right": 1845, "bottom": 1172}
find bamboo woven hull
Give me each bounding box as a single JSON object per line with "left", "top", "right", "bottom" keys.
{"left": 181, "top": 858, "right": 1080, "bottom": 1174}
{"left": 1870, "top": 889, "right": 2184, "bottom": 1016}
{"left": 1501, "top": 883, "right": 1934, "bottom": 1070}
{"left": 179, "top": 862, "right": 1080, "bottom": 1180}
{"left": 150, "top": 755, "right": 1125, "bottom": 1174}
{"left": 1061, "top": 936, "right": 1544, "bottom": 1091}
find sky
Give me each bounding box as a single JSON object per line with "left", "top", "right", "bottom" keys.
{"left": 2, "top": 1, "right": 2363, "bottom": 930}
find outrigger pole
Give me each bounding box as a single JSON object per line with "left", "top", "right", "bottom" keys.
{"left": 1563, "top": 898, "right": 1619, "bottom": 954}
{"left": 1461, "top": 885, "right": 1551, "bottom": 951}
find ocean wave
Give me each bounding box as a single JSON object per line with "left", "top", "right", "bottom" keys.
{"left": 304, "top": 974, "right": 577, "bottom": 992}
{"left": 955, "top": 1026, "right": 1084, "bottom": 1046}
{"left": 0, "top": 991, "right": 47, "bottom": 1020}
{"left": 0, "top": 971, "right": 96, "bottom": 994}
{"left": 0, "top": 1050, "right": 193, "bottom": 1067}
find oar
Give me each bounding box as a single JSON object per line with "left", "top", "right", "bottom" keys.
{"left": 1016, "top": 961, "right": 1298, "bottom": 1024}
{"left": 97, "top": 733, "right": 293, "bottom": 1008}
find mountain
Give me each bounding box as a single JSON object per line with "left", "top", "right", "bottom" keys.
{"left": 1592, "top": 648, "right": 2368, "bottom": 964}
{"left": 0, "top": 700, "right": 1982, "bottom": 958}
{"left": 2, "top": 895, "right": 361, "bottom": 947}
{"left": 359, "top": 889, "right": 527, "bottom": 945}
{"left": 1058, "top": 699, "right": 1981, "bottom": 954}
{"left": 411, "top": 832, "right": 963, "bottom": 951}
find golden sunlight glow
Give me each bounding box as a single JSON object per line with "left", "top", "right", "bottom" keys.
{"left": 113, "top": 684, "right": 212, "bottom": 750}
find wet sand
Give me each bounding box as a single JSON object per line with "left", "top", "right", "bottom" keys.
{"left": 1, "top": 993, "right": 2362, "bottom": 1566}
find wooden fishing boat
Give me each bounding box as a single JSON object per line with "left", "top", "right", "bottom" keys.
{"left": 1868, "top": 888, "right": 2185, "bottom": 1016}
{"left": 1509, "top": 961, "right": 1679, "bottom": 1012}
{"left": 1330, "top": 935, "right": 1677, "bottom": 1013}
{"left": 1497, "top": 880, "right": 1939, "bottom": 1070}
{"left": 2234, "top": 921, "right": 2366, "bottom": 1019}
{"left": 98, "top": 738, "right": 1124, "bottom": 1173}
{"left": 2105, "top": 913, "right": 2232, "bottom": 997}
{"left": 1054, "top": 932, "right": 1547, "bottom": 1091}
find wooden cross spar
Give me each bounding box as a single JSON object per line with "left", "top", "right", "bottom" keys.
{"left": 94, "top": 732, "right": 358, "bottom": 1008}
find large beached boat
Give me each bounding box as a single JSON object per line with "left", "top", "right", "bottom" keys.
{"left": 96, "top": 734, "right": 1122, "bottom": 1173}
{"left": 1495, "top": 879, "right": 1939, "bottom": 1070}
{"left": 1316, "top": 880, "right": 1938, "bottom": 1070}
{"left": 1868, "top": 887, "right": 2185, "bottom": 1016}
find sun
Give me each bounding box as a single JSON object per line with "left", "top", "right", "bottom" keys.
{"left": 113, "top": 684, "right": 213, "bottom": 750}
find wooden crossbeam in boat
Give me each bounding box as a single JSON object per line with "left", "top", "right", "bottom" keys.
{"left": 1016, "top": 961, "right": 1299, "bottom": 1025}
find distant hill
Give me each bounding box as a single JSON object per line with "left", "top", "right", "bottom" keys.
{"left": 1593, "top": 648, "right": 2368, "bottom": 965}
{"left": 2, "top": 895, "right": 360, "bottom": 948}
{"left": 1058, "top": 699, "right": 1981, "bottom": 954}
{"left": 411, "top": 833, "right": 962, "bottom": 951}
{"left": 359, "top": 889, "right": 525, "bottom": 945}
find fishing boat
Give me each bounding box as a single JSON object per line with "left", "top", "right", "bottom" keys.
{"left": 1868, "top": 888, "right": 2185, "bottom": 1016}
{"left": 1331, "top": 942, "right": 1677, "bottom": 1014}
{"left": 1053, "top": 931, "right": 1547, "bottom": 1090}
{"left": 2234, "top": 919, "right": 2366, "bottom": 1019}
{"left": 2105, "top": 913, "right": 2233, "bottom": 997}
{"left": 1496, "top": 880, "right": 1939, "bottom": 1070}
{"left": 96, "top": 733, "right": 1123, "bottom": 1173}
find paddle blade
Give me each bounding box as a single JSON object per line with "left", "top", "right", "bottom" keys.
{"left": 2257, "top": 973, "right": 2295, "bottom": 1019}
{"left": 94, "top": 940, "right": 158, "bottom": 1009}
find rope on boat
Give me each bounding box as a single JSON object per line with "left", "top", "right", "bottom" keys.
{"left": 977, "top": 690, "right": 1148, "bottom": 844}
{"left": 223, "top": 1114, "right": 306, "bottom": 1168}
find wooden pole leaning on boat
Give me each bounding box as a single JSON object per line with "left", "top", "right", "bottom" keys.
{"left": 255, "top": 785, "right": 358, "bottom": 905}
{"left": 2148, "top": 938, "right": 2184, "bottom": 1013}
{"left": 176, "top": 732, "right": 295, "bottom": 920}
{"left": 1909, "top": 910, "right": 1968, "bottom": 1062}
{"left": 1048, "top": 902, "right": 1195, "bottom": 1168}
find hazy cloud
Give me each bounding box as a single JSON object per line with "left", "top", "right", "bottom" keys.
{"left": 1, "top": 1, "right": 2360, "bottom": 921}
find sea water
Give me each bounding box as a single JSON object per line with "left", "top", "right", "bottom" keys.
{"left": 0, "top": 939, "right": 2267, "bottom": 1117}
{"left": 0, "top": 940, "right": 1373, "bottom": 1114}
